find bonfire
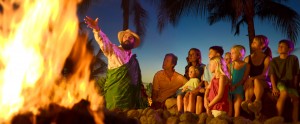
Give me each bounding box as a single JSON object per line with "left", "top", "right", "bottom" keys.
{"left": 0, "top": 0, "right": 104, "bottom": 123}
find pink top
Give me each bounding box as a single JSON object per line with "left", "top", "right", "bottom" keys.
{"left": 208, "top": 77, "right": 229, "bottom": 112}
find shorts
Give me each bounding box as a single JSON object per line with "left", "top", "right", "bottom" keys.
{"left": 211, "top": 110, "right": 227, "bottom": 117}
{"left": 277, "top": 82, "right": 299, "bottom": 97}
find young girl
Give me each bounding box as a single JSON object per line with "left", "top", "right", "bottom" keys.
{"left": 177, "top": 66, "right": 200, "bottom": 113}
{"left": 242, "top": 35, "right": 271, "bottom": 117}
{"left": 229, "top": 45, "right": 250, "bottom": 117}
{"left": 204, "top": 56, "right": 230, "bottom": 117}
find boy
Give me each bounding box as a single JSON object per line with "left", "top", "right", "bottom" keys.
{"left": 269, "top": 39, "right": 299, "bottom": 123}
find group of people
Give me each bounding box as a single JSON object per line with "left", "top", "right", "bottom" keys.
{"left": 84, "top": 16, "right": 299, "bottom": 123}
{"left": 151, "top": 36, "right": 299, "bottom": 122}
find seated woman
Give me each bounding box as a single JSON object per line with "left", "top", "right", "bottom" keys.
{"left": 182, "top": 48, "right": 205, "bottom": 113}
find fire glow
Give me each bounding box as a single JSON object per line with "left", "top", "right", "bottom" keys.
{"left": 0, "top": 0, "right": 104, "bottom": 123}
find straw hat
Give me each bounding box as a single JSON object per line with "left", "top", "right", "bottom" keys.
{"left": 118, "top": 29, "right": 140, "bottom": 48}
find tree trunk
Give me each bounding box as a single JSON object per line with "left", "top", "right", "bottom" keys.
{"left": 122, "top": 0, "right": 130, "bottom": 30}
{"left": 244, "top": 0, "right": 255, "bottom": 53}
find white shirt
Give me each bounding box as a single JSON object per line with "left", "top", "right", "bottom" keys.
{"left": 93, "top": 29, "right": 132, "bottom": 69}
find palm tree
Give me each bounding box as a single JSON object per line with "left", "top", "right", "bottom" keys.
{"left": 77, "top": 0, "right": 148, "bottom": 43}
{"left": 153, "top": 0, "right": 300, "bottom": 52}
{"left": 121, "top": 0, "right": 148, "bottom": 42}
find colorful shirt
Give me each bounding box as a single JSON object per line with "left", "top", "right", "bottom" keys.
{"left": 93, "top": 29, "right": 132, "bottom": 69}
{"left": 208, "top": 77, "right": 229, "bottom": 112}
{"left": 152, "top": 70, "right": 188, "bottom": 102}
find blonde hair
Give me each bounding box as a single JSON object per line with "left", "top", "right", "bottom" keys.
{"left": 189, "top": 65, "right": 200, "bottom": 78}
{"left": 231, "top": 45, "right": 246, "bottom": 59}
{"left": 210, "top": 56, "right": 229, "bottom": 78}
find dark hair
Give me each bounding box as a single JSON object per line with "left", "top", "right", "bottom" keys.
{"left": 187, "top": 48, "right": 202, "bottom": 65}
{"left": 279, "top": 39, "right": 295, "bottom": 51}
{"left": 165, "top": 53, "right": 178, "bottom": 66}
{"left": 209, "top": 46, "right": 224, "bottom": 56}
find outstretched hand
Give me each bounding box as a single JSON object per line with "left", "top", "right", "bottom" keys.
{"left": 84, "top": 16, "right": 100, "bottom": 31}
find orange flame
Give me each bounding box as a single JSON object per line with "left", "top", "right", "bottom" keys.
{"left": 0, "top": 0, "right": 104, "bottom": 123}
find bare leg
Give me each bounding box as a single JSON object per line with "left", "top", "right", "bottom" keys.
{"left": 276, "top": 90, "right": 287, "bottom": 116}
{"left": 177, "top": 95, "right": 183, "bottom": 113}
{"left": 196, "top": 96, "right": 203, "bottom": 114}
{"left": 234, "top": 94, "right": 243, "bottom": 117}
{"left": 290, "top": 94, "right": 299, "bottom": 123}
{"left": 183, "top": 93, "right": 189, "bottom": 112}
{"left": 253, "top": 79, "right": 264, "bottom": 102}
{"left": 228, "top": 97, "right": 233, "bottom": 117}
{"left": 187, "top": 93, "right": 196, "bottom": 113}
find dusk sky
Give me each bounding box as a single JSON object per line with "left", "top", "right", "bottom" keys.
{"left": 81, "top": 0, "right": 300, "bottom": 83}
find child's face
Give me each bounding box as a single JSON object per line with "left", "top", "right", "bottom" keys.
{"left": 277, "top": 43, "right": 290, "bottom": 54}
{"left": 188, "top": 66, "right": 197, "bottom": 78}
{"left": 230, "top": 49, "right": 240, "bottom": 61}
{"left": 209, "top": 60, "right": 217, "bottom": 73}
{"left": 208, "top": 49, "right": 219, "bottom": 59}
{"left": 251, "top": 39, "right": 264, "bottom": 51}
{"left": 224, "top": 53, "right": 231, "bottom": 65}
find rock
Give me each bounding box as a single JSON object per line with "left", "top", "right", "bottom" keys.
{"left": 163, "top": 110, "right": 171, "bottom": 119}
{"left": 206, "top": 116, "right": 214, "bottom": 124}
{"left": 165, "top": 98, "right": 178, "bottom": 116}
{"left": 142, "top": 107, "right": 151, "bottom": 115}
{"left": 264, "top": 116, "right": 284, "bottom": 124}
{"left": 140, "top": 115, "right": 147, "bottom": 124}
{"left": 198, "top": 113, "right": 208, "bottom": 124}
{"left": 147, "top": 113, "right": 163, "bottom": 124}
{"left": 208, "top": 117, "right": 228, "bottom": 124}
{"left": 232, "top": 116, "right": 252, "bottom": 124}
{"left": 179, "top": 112, "right": 198, "bottom": 123}
{"left": 146, "top": 109, "right": 155, "bottom": 116}
{"left": 166, "top": 116, "right": 179, "bottom": 124}
{"left": 127, "top": 109, "right": 140, "bottom": 118}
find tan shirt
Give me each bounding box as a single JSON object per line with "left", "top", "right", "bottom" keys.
{"left": 93, "top": 29, "right": 132, "bottom": 69}
{"left": 152, "top": 70, "right": 188, "bottom": 102}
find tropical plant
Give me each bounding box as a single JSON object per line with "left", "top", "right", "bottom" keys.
{"left": 121, "top": 0, "right": 148, "bottom": 43}
{"left": 153, "top": 0, "right": 300, "bottom": 52}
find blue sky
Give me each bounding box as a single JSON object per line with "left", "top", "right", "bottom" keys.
{"left": 82, "top": 0, "right": 300, "bottom": 83}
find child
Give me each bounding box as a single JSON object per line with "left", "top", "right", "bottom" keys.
{"left": 204, "top": 56, "right": 230, "bottom": 117}
{"left": 269, "top": 39, "right": 299, "bottom": 123}
{"left": 242, "top": 35, "right": 271, "bottom": 117}
{"left": 177, "top": 66, "right": 200, "bottom": 113}
{"left": 228, "top": 45, "right": 250, "bottom": 117}
{"left": 224, "top": 52, "right": 232, "bottom": 68}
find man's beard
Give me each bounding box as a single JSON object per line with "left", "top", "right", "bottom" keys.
{"left": 121, "top": 40, "right": 134, "bottom": 51}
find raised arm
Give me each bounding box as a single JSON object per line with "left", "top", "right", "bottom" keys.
{"left": 84, "top": 16, "right": 114, "bottom": 55}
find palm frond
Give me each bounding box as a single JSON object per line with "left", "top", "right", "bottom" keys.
{"left": 133, "top": 0, "right": 148, "bottom": 45}
{"left": 256, "top": 0, "right": 300, "bottom": 44}
{"left": 77, "top": 0, "right": 100, "bottom": 16}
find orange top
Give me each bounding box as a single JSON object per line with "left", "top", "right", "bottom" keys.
{"left": 152, "top": 70, "right": 187, "bottom": 102}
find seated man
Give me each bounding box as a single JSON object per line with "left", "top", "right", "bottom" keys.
{"left": 151, "top": 53, "right": 188, "bottom": 109}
